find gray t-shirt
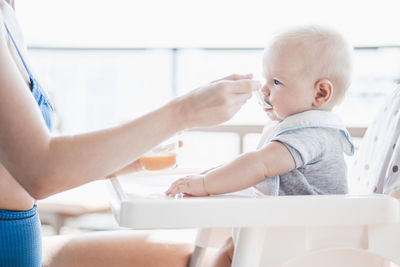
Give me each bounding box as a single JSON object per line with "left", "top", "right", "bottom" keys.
{"left": 270, "top": 127, "right": 349, "bottom": 195}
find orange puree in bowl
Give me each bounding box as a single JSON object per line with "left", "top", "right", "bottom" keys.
{"left": 139, "top": 154, "right": 177, "bottom": 170}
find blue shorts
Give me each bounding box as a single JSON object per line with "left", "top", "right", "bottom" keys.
{"left": 0, "top": 205, "right": 42, "bottom": 267}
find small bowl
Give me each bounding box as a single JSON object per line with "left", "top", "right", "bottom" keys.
{"left": 139, "top": 134, "right": 181, "bottom": 171}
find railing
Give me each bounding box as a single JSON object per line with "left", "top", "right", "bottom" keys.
{"left": 190, "top": 125, "right": 367, "bottom": 154}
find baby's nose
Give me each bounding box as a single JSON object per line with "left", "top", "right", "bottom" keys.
{"left": 261, "top": 85, "right": 270, "bottom": 96}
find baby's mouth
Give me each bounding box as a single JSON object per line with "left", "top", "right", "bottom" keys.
{"left": 264, "top": 101, "right": 272, "bottom": 110}
{"left": 262, "top": 99, "right": 273, "bottom": 111}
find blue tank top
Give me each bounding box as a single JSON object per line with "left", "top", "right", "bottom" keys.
{"left": 0, "top": 23, "right": 54, "bottom": 267}
{"left": 3, "top": 23, "right": 54, "bottom": 130}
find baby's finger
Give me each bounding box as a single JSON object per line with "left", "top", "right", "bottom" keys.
{"left": 165, "top": 183, "right": 179, "bottom": 195}
{"left": 165, "top": 182, "right": 185, "bottom": 196}
{"left": 165, "top": 188, "right": 178, "bottom": 196}
{"left": 165, "top": 188, "right": 172, "bottom": 195}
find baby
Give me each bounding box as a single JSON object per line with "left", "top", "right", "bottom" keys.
{"left": 166, "top": 25, "right": 354, "bottom": 266}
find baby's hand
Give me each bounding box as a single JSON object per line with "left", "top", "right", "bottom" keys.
{"left": 165, "top": 174, "right": 209, "bottom": 197}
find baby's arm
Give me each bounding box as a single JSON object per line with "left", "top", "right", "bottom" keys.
{"left": 204, "top": 141, "right": 295, "bottom": 194}
{"left": 166, "top": 141, "right": 295, "bottom": 196}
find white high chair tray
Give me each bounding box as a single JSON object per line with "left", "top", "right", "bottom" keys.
{"left": 108, "top": 171, "right": 400, "bottom": 230}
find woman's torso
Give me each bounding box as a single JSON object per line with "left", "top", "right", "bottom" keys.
{"left": 0, "top": 1, "right": 39, "bottom": 210}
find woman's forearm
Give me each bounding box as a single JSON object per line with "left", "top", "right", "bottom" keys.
{"left": 30, "top": 100, "right": 186, "bottom": 199}
{"left": 0, "top": 55, "right": 258, "bottom": 199}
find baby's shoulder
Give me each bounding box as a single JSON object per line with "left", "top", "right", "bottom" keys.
{"left": 277, "top": 126, "right": 339, "bottom": 141}
{"left": 274, "top": 127, "right": 345, "bottom": 156}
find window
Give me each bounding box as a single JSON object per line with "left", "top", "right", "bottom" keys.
{"left": 19, "top": 0, "right": 400, "bottom": 168}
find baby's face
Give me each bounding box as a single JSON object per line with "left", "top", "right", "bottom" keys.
{"left": 260, "top": 43, "right": 317, "bottom": 121}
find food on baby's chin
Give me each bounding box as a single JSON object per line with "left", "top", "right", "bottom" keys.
{"left": 139, "top": 154, "right": 177, "bottom": 170}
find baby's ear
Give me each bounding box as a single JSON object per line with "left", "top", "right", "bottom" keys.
{"left": 313, "top": 79, "right": 333, "bottom": 108}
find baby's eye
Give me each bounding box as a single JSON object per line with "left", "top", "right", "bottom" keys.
{"left": 273, "top": 79, "right": 281, "bottom": 85}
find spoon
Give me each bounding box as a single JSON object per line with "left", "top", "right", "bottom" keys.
{"left": 254, "top": 89, "right": 272, "bottom": 109}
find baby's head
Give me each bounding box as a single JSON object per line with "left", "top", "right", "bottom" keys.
{"left": 260, "top": 25, "right": 353, "bottom": 121}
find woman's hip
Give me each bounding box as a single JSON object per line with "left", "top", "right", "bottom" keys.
{"left": 0, "top": 205, "right": 42, "bottom": 267}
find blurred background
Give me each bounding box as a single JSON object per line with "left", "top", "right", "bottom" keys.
{"left": 15, "top": 0, "right": 400, "bottom": 234}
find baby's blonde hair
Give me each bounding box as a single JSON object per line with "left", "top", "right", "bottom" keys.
{"left": 268, "top": 25, "right": 353, "bottom": 106}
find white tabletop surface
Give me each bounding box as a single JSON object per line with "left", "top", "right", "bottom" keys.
{"left": 109, "top": 169, "right": 400, "bottom": 230}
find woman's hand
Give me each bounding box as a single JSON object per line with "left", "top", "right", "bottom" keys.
{"left": 165, "top": 174, "right": 209, "bottom": 197}
{"left": 176, "top": 74, "right": 260, "bottom": 129}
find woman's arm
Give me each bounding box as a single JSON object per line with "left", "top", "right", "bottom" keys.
{"left": 0, "top": 21, "right": 259, "bottom": 199}
{"left": 166, "top": 141, "right": 296, "bottom": 196}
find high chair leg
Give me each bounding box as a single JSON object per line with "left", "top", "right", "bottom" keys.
{"left": 188, "top": 246, "right": 207, "bottom": 267}
{"left": 189, "top": 227, "right": 232, "bottom": 267}
{"left": 232, "top": 227, "right": 265, "bottom": 267}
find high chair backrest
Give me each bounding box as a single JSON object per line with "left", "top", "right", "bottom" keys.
{"left": 351, "top": 85, "right": 400, "bottom": 195}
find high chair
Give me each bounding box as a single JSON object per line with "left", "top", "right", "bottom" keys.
{"left": 109, "top": 86, "right": 400, "bottom": 267}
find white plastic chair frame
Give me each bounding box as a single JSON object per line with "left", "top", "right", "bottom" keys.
{"left": 109, "top": 86, "right": 400, "bottom": 267}
{"left": 188, "top": 86, "right": 400, "bottom": 267}
{"left": 109, "top": 185, "right": 400, "bottom": 267}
